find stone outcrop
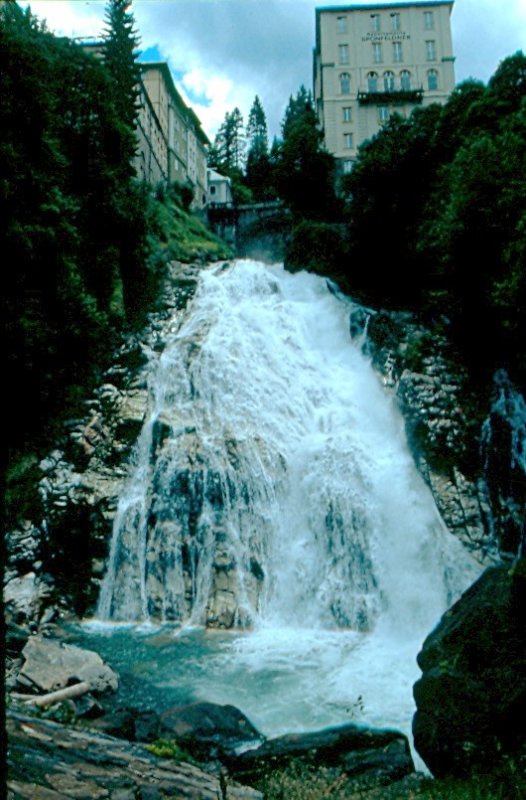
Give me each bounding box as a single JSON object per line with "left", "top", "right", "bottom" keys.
{"left": 351, "top": 309, "right": 499, "bottom": 562}
{"left": 412, "top": 558, "right": 526, "bottom": 777}
{"left": 6, "top": 711, "right": 262, "bottom": 800}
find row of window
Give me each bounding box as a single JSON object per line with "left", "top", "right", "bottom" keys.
{"left": 339, "top": 39, "right": 437, "bottom": 66}
{"left": 370, "top": 39, "right": 436, "bottom": 65}
{"left": 336, "top": 10, "right": 434, "bottom": 34}
{"left": 339, "top": 69, "right": 439, "bottom": 94}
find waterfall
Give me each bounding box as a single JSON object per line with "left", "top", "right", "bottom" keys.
{"left": 98, "top": 260, "right": 479, "bottom": 635}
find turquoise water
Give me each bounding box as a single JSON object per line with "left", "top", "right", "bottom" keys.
{"left": 74, "top": 620, "right": 422, "bottom": 741}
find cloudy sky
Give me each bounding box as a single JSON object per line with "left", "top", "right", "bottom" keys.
{"left": 25, "top": 0, "right": 526, "bottom": 141}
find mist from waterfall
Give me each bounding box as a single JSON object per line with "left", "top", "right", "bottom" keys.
{"left": 93, "top": 259, "right": 481, "bottom": 739}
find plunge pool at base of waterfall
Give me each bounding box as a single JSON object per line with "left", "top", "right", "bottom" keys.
{"left": 73, "top": 619, "right": 426, "bottom": 747}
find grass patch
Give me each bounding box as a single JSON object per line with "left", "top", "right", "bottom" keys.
{"left": 148, "top": 186, "right": 233, "bottom": 265}
{"left": 145, "top": 739, "right": 199, "bottom": 765}
{"left": 259, "top": 759, "right": 526, "bottom": 800}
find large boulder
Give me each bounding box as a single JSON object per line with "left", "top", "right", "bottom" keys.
{"left": 224, "top": 722, "right": 414, "bottom": 787}
{"left": 159, "top": 701, "right": 263, "bottom": 759}
{"left": 413, "top": 559, "right": 526, "bottom": 777}
{"left": 17, "top": 635, "right": 119, "bottom": 695}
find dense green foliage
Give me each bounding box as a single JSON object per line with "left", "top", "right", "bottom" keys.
{"left": 2, "top": 2, "right": 229, "bottom": 524}
{"left": 103, "top": 0, "right": 141, "bottom": 135}
{"left": 328, "top": 53, "right": 525, "bottom": 389}
{"left": 245, "top": 95, "right": 274, "bottom": 201}
{"left": 208, "top": 107, "right": 252, "bottom": 203}
{"left": 274, "top": 86, "right": 337, "bottom": 219}
{"left": 147, "top": 182, "right": 232, "bottom": 265}
{"left": 2, "top": 3, "right": 142, "bottom": 456}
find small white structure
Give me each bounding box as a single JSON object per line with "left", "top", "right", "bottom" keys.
{"left": 207, "top": 168, "right": 233, "bottom": 205}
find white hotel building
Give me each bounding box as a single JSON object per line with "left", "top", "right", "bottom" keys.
{"left": 313, "top": 1, "right": 456, "bottom": 173}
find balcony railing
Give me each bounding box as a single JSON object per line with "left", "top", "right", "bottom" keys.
{"left": 357, "top": 86, "right": 424, "bottom": 105}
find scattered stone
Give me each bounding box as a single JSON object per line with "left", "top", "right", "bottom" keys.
{"left": 413, "top": 559, "right": 526, "bottom": 777}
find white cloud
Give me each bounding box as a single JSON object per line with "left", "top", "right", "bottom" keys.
{"left": 23, "top": 0, "right": 105, "bottom": 38}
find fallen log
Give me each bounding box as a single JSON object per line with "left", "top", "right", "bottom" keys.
{"left": 10, "top": 680, "right": 91, "bottom": 707}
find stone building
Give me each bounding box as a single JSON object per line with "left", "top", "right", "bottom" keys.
{"left": 313, "top": 1, "right": 455, "bottom": 174}
{"left": 207, "top": 168, "right": 234, "bottom": 206}
{"left": 78, "top": 42, "right": 210, "bottom": 207}
{"left": 139, "top": 63, "right": 210, "bottom": 208}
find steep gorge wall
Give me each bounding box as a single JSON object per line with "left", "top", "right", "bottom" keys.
{"left": 349, "top": 309, "right": 517, "bottom": 565}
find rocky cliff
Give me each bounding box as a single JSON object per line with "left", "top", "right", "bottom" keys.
{"left": 350, "top": 307, "right": 524, "bottom": 565}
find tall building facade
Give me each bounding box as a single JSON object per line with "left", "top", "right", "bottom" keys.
{"left": 79, "top": 42, "right": 210, "bottom": 207}
{"left": 139, "top": 63, "right": 210, "bottom": 208}
{"left": 313, "top": 1, "right": 455, "bottom": 173}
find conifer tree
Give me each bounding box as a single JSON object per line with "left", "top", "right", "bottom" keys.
{"left": 211, "top": 107, "right": 245, "bottom": 172}
{"left": 245, "top": 95, "right": 272, "bottom": 200}
{"left": 275, "top": 86, "right": 335, "bottom": 218}
{"left": 103, "top": 0, "right": 141, "bottom": 136}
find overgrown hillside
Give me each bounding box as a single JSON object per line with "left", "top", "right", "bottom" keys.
{"left": 1, "top": 3, "right": 231, "bottom": 526}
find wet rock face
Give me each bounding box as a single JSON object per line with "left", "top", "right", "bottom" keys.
{"left": 481, "top": 370, "right": 526, "bottom": 557}
{"left": 351, "top": 309, "right": 497, "bottom": 561}
{"left": 7, "top": 711, "right": 263, "bottom": 800}
{"left": 158, "top": 701, "right": 263, "bottom": 760}
{"left": 413, "top": 560, "right": 526, "bottom": 778}
{"left": 4, "top": 263, "right": 203, "bottom": 625}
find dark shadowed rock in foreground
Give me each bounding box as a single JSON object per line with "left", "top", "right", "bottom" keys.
{"left": 6, "top": 711, "right": 262, "bottom": 799}
{"left": 413, "top": 559, "right": 526, "bottom": 778}
{"left": 224, "top": 722, "right": 414, "bottom": 787}
{"left": 159, "top": 701, "right": 264, "bottom": 759}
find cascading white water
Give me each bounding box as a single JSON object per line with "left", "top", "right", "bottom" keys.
{"left": 94, "top": 259, "right": 481, "bottom": 739}
{"left": 99, "top": 259, "right": 479, "bottom": 629}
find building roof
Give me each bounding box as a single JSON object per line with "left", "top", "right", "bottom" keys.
{"left": 207, "top": 168, "right": 232, "bottom": 184}
{"left": 316, "top": 0, "right": 453, "bottom": 11}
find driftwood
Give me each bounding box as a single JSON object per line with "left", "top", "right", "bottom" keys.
{"left": 10, "top": 680, "right": 91, "bottom": 707}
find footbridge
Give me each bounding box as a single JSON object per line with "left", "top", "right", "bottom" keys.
{"left": 207, "top": 201, "right": 292, "bottom": 262}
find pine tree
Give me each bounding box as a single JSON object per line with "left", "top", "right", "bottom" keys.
{"left": 246, "top": 95, "right": 268, "bottom": 161}
{"left": 275, "top": 86, "right": 335, "bottom": 218}
{"left": 245, "top": 95, "right": 272, "bottom": 200}
{"left": 212, "top": 107, "right": 245, "bottom": 172}
{"left": 103, "top": 0, "right": 141, "bottom": 135}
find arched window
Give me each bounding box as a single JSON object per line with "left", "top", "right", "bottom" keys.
{"left": 427, "top": 69, "right": 438, "bottom": 90}
{"left": 340, "top": 72, "right": 351, "bottom": 94}
{"left": 400, "top": 70, "right": 411, "bottom": 90}
{"left": 367, "top": 71, "right": 378, "bottom": 92}
{"left": 383, "top": 71, "right": 395, "bottom": 91}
